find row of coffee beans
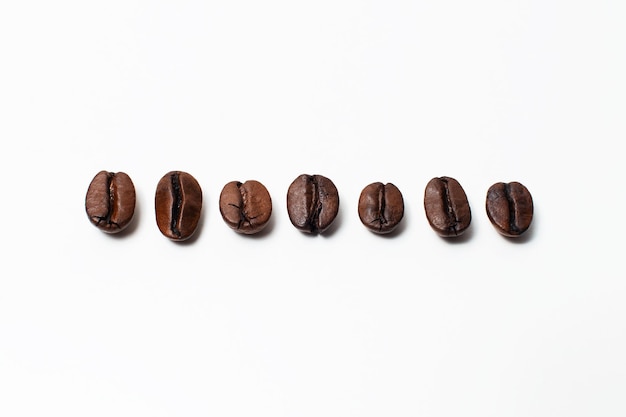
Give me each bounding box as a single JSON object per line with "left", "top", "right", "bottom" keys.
{"left": 85, "top": 171, "right": 534, "bottom": 240}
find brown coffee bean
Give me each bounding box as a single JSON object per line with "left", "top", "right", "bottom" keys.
{"left": 219, "top": 180, "right": 272, "bottom": 235}
{"left": 423, "top": 176, "right": 471, "bottom": 237}
{"left": 486, "top": 181, "right": 533, "bottom": 237}
{"left": 155, "top": 171, "right": 203, "bottom": 241}
{"left": 286, "top": 174, "right": 339, "bottom": 234}
{"left": 358, "top": 182, "right": 404, "bottom": 234}
{"left": 85, "top": 170, "right": 136, "bottom": 233}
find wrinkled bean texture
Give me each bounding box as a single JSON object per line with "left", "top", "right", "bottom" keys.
{"left": 85, "top": 170, "right": 136, "bottom": 233}
{"left": 486, "top": 181, "right": 533, "bottom": 237}
{"left": 155, "top": 171, "right": 203, "bottom": 241}
{"left": 219, "top": 180, "right": 272, "bottom": 234}
{"left": 423, "top": 176, "right": 471, "bottom": 237}
{"left": 287, "top": 174, "right": 339, "bottom": 234}
{"left": 358, "top": 182, "right": 404, "bottom": 234}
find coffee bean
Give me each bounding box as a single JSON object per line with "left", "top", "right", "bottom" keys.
{"left": 85, "top": 170, "right": 136, "bottom": 233}
{"left": 358, "top": 182, "right": 404, "bottom": 234}
{"left": 219, "top": 180, "right": 272, "bottom": 235}
{"left": 155, "top": 171, "right": 203, "bottom": 241}
{"left": 423, "top": 176, "right": 471, "bottom": 237}
{"left": 286, "top": 174, "right": 339, "bottom": 234}
{"left": 486, "top": 181, "right": 533, "bottom": 237}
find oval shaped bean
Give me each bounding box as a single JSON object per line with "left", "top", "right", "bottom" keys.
{"left": 155, "top": 171, "right": 203, "bottom": 241}
{"left": 85, "top": 170, "right": 136, "bottom": 233}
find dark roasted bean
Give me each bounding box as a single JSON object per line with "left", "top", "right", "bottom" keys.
{"left": 155, "top": 171, "right": 203, "bottom": 241}
{"left": 286, "top": 174, "right": 339, "bottom": 234}
{"left": 486, "top": 181, "right": 533, "bottom": 237}
{"left": 423, "top": 176, "right": 471, "bottom": 237}
{"left": 358, "top": 182, "right": 404, "bottom": 234}
{"left": 219, "top": 180, "right": 272, "bottom": 235}
{"left": 85, "top": 170, "right": 136, "bottom": 233}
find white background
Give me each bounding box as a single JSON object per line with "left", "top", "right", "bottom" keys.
{"left": 1, "top": 1, "right": 625, "bottom": 416}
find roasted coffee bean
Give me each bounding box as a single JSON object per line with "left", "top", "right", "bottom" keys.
{"left": 155, "top": 171, "right": 203, "bottom": 241}
{"left": 85, "top": 170, "right": 136, "bottom": 233}
{"left": 423, "top": 176, "right": 471, "bottom": 237}
{"left": 486, "top": 181, "right": 533, "bottom": 237}
{"left": 219, "top": 180, "right": 272, "bottom": 235}
{"left": 286, "top": 174, "right": 339, "bottom": 234}
{"left": 358, "top": 182, "right": 404, "bottom": 234}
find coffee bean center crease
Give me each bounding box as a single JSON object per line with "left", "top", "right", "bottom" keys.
{"left": 170, "top": 172, "right": 183, "bottom": 238}
{"left": 441, "top": 179, "right": 461, "bottom": 234}
{"left": 504, "top": 183, "right": 520, "bottom": 234}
